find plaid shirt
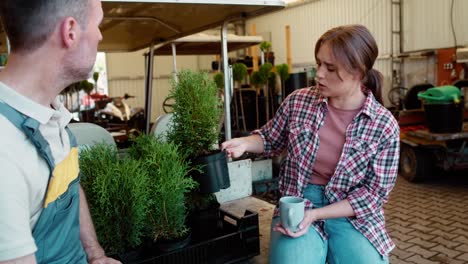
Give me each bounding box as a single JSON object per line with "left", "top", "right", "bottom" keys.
{"left": 254, "top": 87, "right": 400, "bottom": 256}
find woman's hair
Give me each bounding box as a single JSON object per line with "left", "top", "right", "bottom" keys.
{"left": 314, "top": 24, "right": 383, "bottom": 104}
{"left": 0, "top": 0, "right": 88, "bottom": 53}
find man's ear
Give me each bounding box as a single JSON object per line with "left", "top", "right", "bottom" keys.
{"left": 61, "top": 17, "right": 80, "bottom": 48}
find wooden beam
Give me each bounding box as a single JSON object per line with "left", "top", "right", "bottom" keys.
{"left": 286, "top": 25, "right": 292, "bottom": 73}
{"left": 250, "top": 24, "right": 259, "bottom": 72}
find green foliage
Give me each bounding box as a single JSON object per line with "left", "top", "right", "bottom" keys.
{"left": 167, "top": 70, "right": 223, "bottom": 158}
{"left": 250, "top": 71, "right": 262, "bottom": 88}
{"left": 128, "top": 135, "right": 197, "bottom": 241}
{"left": 79, "top": 143, "right": 150, "bottom": 254}
{"left": 93, "top": 72, "right": 100, "bottom": 84}
{"left": 259, "top": 62, "right": 273, "bottom": 77}
{"left": 276, "top": 64, "right": 290, "bottom": 82}
{"left": 187, "top": 192, "right": 218, "bottom": 212}
{"left": 80, "top": 135, "right": 197, "bottom": 253}
{"left": 213, "top": 72, "right": 224, "bottom": 90}
{"left": 80, "top": 80, "right": 94, "bottom": 95}
{"left": 0, "top": 54, "right": 7, "bottom": 66}
{"left": 259, "top": 41, "right": 272, "bottom": 53}
{"left": 250, "top": 63, "right": 274, "bottom": 88}
{"left": 232, "top": 63, "right": 248, "bottom": 83}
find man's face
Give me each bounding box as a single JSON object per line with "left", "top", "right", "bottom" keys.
{"left": 65, "top": 0, "right": 103, "bottom": 82}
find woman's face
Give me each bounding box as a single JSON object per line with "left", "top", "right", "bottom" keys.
{"left": 315, "top": 42, "right": 362, "bottom": 100}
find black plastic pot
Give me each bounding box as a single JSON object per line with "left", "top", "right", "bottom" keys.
{"left": 155, "top": 232, "right": 192, "bottom": 253}
{"left": 113, "top": 209, "right": 260, "bottom": 264}
{"left": 424, "top": 102, "right": 464, "bottom": 133}
{"left": 285, "top": 72, "right": 307, "bottom": 98}
{"left": 189, "top": 206, "right": 222, "bottom": 241}
{"left": 191, "top": 151, "right": 230, "bottom": 194}
{"left": 211, "top": 61, "right": 219, "bottom": 71}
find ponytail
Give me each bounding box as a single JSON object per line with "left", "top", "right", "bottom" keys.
{"left": 364, "top": 69, "right": 383, "bottom": 105}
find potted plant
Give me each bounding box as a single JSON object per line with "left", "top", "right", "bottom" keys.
{"left": 166, "top": 69, "right": 229, "bottom": 241}
{"left": 166, "top": 69, "right": 230, "bottom": 194}
{"left": 276, "top": 63, "right": 290, "bottom": 103}
{"left": 127, "top": 134, "right": 197, "bottom": 251}
{"left": 259, "top": 41, "right": 275, "bottom": 65}
{"left": 232, "top": 62, "right": 248, "bottom": 88}
{"left": 213, "top": 72, "right": 224, "bottom": 90}
{"left": 79, "top": 143, "right": 150, "bottom": 255}
{"left": 250, "top": 63, "right": 274, "bottom": 123}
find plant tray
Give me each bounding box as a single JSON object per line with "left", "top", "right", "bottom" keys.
{"left": 115, "top": 209, "right": 260, "bottom": 264}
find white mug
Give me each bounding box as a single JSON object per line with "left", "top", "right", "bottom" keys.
{"left": 279, "top": 196, "right": 305, "bottom": 232}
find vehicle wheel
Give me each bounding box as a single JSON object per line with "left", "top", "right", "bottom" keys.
{"left": 162, "top": 96, "right": 175, "bottom": 114}
{"left": 399, "top": 143, "right": 435, "bottom": 182}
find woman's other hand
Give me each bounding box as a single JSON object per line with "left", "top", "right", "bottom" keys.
{"left": 273, "top": 209, "right": 319, "bottom": 238}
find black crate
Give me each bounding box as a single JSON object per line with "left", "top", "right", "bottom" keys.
{"left": 116, "top": 209, "right": 260, "bottom": 264}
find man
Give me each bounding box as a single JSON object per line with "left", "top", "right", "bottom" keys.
{"left": 0, "top": 0, "right": 120, "bottom": 263}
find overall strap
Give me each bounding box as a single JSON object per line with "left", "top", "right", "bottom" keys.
{"left": 0, "top": 102, "right": 56, "bottom": 208}
{"left": 0, "top": 101, "right": 26, "bottom": 130}
{"left": 0, "top": 102, "right": 55, "bottom": 170}
{"left": 65, "top": 127, "right": 78, "bottom": 148}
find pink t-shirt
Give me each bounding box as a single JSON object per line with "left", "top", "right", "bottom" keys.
{"left": 309, "top": 103, "right": 361, "bottom": 185}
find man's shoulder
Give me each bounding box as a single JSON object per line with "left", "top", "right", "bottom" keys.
{"left": 0, "top": 115, "right": 26, "bottom": 142}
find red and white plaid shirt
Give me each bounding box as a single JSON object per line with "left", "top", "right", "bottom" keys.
{"left": 254, "top": 87, "right": 400, "bottom": 256}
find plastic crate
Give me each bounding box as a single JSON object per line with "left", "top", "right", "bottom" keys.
{"left": 115, "top": 209, "right": 260, "bottom": 264}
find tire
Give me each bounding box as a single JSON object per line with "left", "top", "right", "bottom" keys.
{"left": 399, "top": 143, "right": 435, "bottom": 182}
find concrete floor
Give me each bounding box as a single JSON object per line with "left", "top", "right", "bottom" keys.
{"left": 221, "top": 173, "right": 468, "bottom": 264}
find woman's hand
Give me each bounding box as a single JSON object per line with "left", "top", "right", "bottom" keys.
{"left": 273, "top": 209, "right": 319, "bottom": 238}
{"left": 221, "top": 134, "right": 264, "bottom": 158}
{"left": 221, "top": 138, "right": 249, "bottom": 158}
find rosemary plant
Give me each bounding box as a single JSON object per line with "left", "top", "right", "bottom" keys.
{"left": 128, "top": 135, "right": 197, "bottom": 241}
{"left": 166, "top": 69, "right": 223, "bottom": 158}
{"left": 79, "top": 143, "right": 150, "bottom": 254}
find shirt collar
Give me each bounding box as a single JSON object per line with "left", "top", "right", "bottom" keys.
{"left": 311, "top": 86, "right": 378, "bottom": 120}
{"left": 0, "top": 81, "right": 71, "bottom": 125}
{"left": 359, "top": 90, "right": 378, "bottom": 120}
{"left": 309, "top": 87, "right": 328, "bottom": 106}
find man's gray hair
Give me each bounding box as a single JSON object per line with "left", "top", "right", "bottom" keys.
{"left": 0, "top": 0, "right": 89, "bottom": 53}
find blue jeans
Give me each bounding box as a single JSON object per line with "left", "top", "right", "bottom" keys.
{"left": 269, "top": 185, "right": 389, "bottom": 264}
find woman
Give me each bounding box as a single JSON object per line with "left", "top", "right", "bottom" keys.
{"left": 221, "top": 25, "right": 399, "bottom": 264}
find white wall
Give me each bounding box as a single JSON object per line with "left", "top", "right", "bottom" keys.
{"left": 247, "top": 0, "right": 394, "bottom": 105}
{"left": 247, "top": 0, "right": 392, "bottom": 68}
{"left": 403, "top": 0, "right": 468, "bottom": 52}
{"left": 244, "top": 0, "right": 468, "bottom": 106}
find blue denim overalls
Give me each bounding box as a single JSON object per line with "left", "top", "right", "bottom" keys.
{"left": 0, "top": 102, "right": 87, "bottom": 263}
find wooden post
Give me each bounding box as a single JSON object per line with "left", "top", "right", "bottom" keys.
{"left": 250, "top": 24, "right": 259, "bottom": 72}
{"left": 286, "top": 25, "right": 292, "bottom": 73}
